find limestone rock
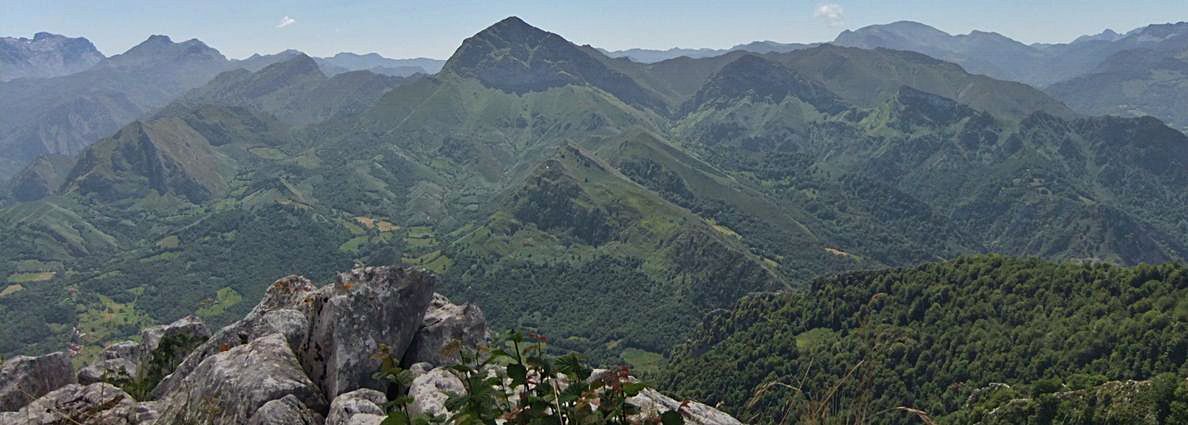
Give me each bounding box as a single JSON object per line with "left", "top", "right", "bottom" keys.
{"left": 630, "top": 388, "right": 743, "bottom": 425}
{"left": 300, "top": 266, "right": 435, "bottom": 400}
{"left": 247, "top": 394, "right": 324, "bottom": 425}
{"left": 139, "top": 315, "right": 209, "bottom": 359}
{"left": 154, "top": 333, "right": 326, "bottom": 425}
{"left": 0, "top": 383, "right": 157, "bottom": 425}
{"left": 78, "top": 316, "right": 208, "bottom": 387}
{"left": 407, "top": 367, "right": 465, "bottom": 419}
{"left": 77, "top": 358, "right": 139, "bottom": 385}
{"left": 0, "top": 352, "right": 75, "bottom": 412}
{"left": 325, "top": 389, "right": 387, "bottom": 425}
{"left": 152, "top": 275, "right": 317, "bottom": 398}
{"left": 403, "top": 293, "right": 490, "bottom": 367}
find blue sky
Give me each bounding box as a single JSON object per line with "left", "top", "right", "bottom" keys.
{"left": 1, "top": 0, "right": 1184, "bottom": 59}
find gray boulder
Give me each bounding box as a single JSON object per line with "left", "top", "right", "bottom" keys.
{"left": 325, "top": 389, "right": 387, "bottom": 425}
{"left": 0, "top": 352, "right": 75, "bottom": 412}
{"left": 247, "top": 394, "right": 324, "bottom": 425}
{"left": 138, "top": 315, "right": 209, "bottom": 362}
{"left": 78, "top": 342, "right": 139, "bottom": 385}
{"left": 403, "top": 293, "right": 490, "bottom": 367}
{"left": 78, "top": 316, "right": 208, "bottom": 386}
{"left": 630, "top": 388, "right": 743, "bottom": 425}
{"left": 300, "top": 266, "right": 436, "bottom": 400}
{"left": 152, "top": 275, "right": 317, "bottom": 398}
{"left": 77, "top": 358, "right": 139, "bottom": 385}
{"left": 0, "top": 383, "right": 158, "bottom": 425}
{"left": 407, "top": 367, "right": 464, "bottom": 419}
{"left": 154, "top": 333, "right": 326, "bottom": 425}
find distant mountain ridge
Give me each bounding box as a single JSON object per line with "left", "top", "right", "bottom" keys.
{"left": 0, "top": 34, "right": 231, "bottom": 181}
{"left": 601, "top": 40, "right": 813, "bottom": 63}
{"left": 833, "top": 20, "right": 1188, "bottom": 131}
{"left": 0, "top": 35, "right": 421, "bottom": 182}
{"left": 239, "top": 49, "right": 444, "bottom": 77}
{"left": 0, "top": 32, "right": 104, "bottom": 81}
{"left": 834, "top": 20, "right": 1188, "bottom": 87}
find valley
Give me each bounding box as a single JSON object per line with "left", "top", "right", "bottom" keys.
{"left": 2, "top": 9, "right": 1188, "bottom": 424}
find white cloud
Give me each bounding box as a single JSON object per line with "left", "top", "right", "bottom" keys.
{"left": 814, "top": 3, "right": 845, "bottom": 27}
{"left": 276, "top": 16, "right": 297, "bottom": 29}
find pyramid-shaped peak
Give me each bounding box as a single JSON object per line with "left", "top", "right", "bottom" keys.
{"left": 468, "top": 16, "right": 554, "bottom": 46}
{"left": 440, "top": 16, "right": 664, "bottom": 111}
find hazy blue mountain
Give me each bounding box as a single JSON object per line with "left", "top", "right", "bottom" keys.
{"left": 0, "top": 35, "right": 233, "bottom": 181}
{"left": 181, "top": 54, "right": 409, "bottom": 126}
{"left": 318, "top": 52, "right": 444, "bottom": 76}
{"left": 1047, "top": 47, "right": 1188, "bottom": 131}
{"left": 0, "top": 32, "right": 105, "bottom": 81}
{"left": 1070, "top": 28, "right": 1124, "bottom": 44}
{"left": 833, "top": 21, "right": 1049, "bottom": 84}
{"left": 601, "top": 40, "right": 812, "bottom": 63}
{"left": 834, "top": 20, "right": 1188, "bottom": 88}
{"left": 233, "top": 49, "right": 307, "bottom": 72}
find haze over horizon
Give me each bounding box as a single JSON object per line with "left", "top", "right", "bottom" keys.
{"left": 1, "top": 0, "right": 1183, "bottom": 59}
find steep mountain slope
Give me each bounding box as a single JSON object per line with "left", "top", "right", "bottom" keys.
{"left": 664, "top": 256, "right": 1188, "bottom": 424}
{"left": 5, "top": 154, "right": 76, "bottom": 202}
{"left": 1047, "top": 47, "right": 1188, "bottom": 131}
{"left": 676, "top": 53, "right": 1188, "bottom": 264}
{"left": 0, "top": 32, "right": 105, "bottom": 81}
{"left": 0, "top": 35, "right": 232, "bottom": 181}
{"left": 442, "top": 144, "right": 783, "bottom": 363}
{"left": 767, "top": 45, "right": 1073, "bottom": 120}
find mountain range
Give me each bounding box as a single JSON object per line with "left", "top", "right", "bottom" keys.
{"left": 3, "top": 15, "right": 1187, "bottom": 366}
{"left": 834, "top": 20, "right": 1188, "bottom": 130}
{"left": 0, "top": 34, "right": 441, "bottom": 182}
{"left": 600, "top": 40, "right": 813, "bottom": 63}
{"left": 2, "top": 15, "right": 1188, "bottom": 424}
{"left": 0, "top": 32, "right": 104, "bottom": 81}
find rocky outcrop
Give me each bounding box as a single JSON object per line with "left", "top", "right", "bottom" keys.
{"left": 77, "top": 316, "right": 209, "bottom": 386}
{"left": 0, "top": 352, "right": 75, "bottom": 412}
{"left": 5, "top": 265, "right": 741, "bottom": 424}
{"left": 299, "top": 267, "right": 436, "bottom": 400}
{"left": 403, "top": 294, "right": 490, "bottom": 367}
{"left": 0, "top": 383, "right": 158, "bottom": 425}
{"left": 325, "top": 389, "right": 387, "bottom": 425}
{"left": 152, "top": 275, "right": 317, "bottom": 397}
{"left": 78, "top": 343, "right": 139, "bottom": 385}
{"left": 631, "top": 388, "right": 743, "bottom": 425}
{"left": 247, "top": 394, "right": 324, "bottom": 425}
{"left": 154, "top": 333, "right": 326, "bottom": 425}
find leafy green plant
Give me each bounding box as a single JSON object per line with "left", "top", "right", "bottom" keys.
{"left": 380, "top": 331, "right": 687, "bottom": 425}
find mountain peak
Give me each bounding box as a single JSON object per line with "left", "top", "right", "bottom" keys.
{"left": 0, "top": 32, "right": 105, "bottom": 81}
{"left": 258, "top": 52, "right": 322, "bottom": 78}
{"left": 442, "top": 17, "right": 664, "bottom": 110}
{"left": 112, "top": 34, "right": 224, "bottom": 66}
{"left": 143, "top": 34, "right": 174, "bottom": 45}
{"left": 490, "top": 16, "right": 532, "bottom": 30}
{"left": 1072, "top": 28, "right": 1123, "bottom": 43}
